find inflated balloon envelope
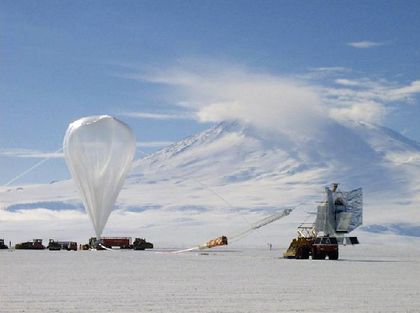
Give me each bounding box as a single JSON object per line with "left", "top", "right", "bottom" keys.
{"left": 63, "top": 115, "right": 136, "bottom": 239}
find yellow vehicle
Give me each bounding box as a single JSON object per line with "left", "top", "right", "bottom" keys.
{"left": 283, "top": 224, "right": 317, "bottom": 259}
{"left": 284, "top": 183, "right": 362, "bottom": 260}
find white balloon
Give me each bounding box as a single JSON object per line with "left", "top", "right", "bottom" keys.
{"left": 63, "top": 115, "right": 136, "bottom": 238}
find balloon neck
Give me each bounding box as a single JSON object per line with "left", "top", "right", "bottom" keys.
{"left": 89, "top": 237, "right": 102, "bottom": 249}
{"left": 95, "top": 236, "right": 103, "bottom": 248}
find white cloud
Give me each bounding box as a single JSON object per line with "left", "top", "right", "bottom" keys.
{"left": 389, "top": 81, "right": 420, "bottom": 100}
{"left": 335, "top": 79, "right": 363, "bottom": 87}
{"left": 347, "top": 41, "right": 387, "bottom": 49}
{"left": 121, "top": 60, "right": 420, "bottom": 128}
{"left": 121, "top": 111, "right": 196, "bottom": 120}
{"left": 323, "top": 77, "right": 420, "bottom": 123}
{"left": 136, "top": 141, "right": 174, "bottom": 148}
{"left": 329, "top": 101, "right": 388, "bottom": 124}
{"left": 0, "top": 148, "right": 64, "bottom": 159}
{"left": 136, "top": 63, "right": 327, "bottom": 139}
{"left": 309, "top": 66, "right": 351, "bottom": 73}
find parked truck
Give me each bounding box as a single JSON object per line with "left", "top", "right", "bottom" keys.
{"left": 15, "top": 239, "right": 46, "bottom": 250}
{"left": 283, "top": 234, "right": 339, "bottom": 260}
{"left": 132, "top": 238, "right": 154, "bottom": 250}
{"left": 89, "top": 237, "right": 132, "bottom": 249}
{"left": 47, "top": 239, "right": 78, "bottom": 251}
{"left": 283, "top": 184, "right": 362, "bottom": 260}
{"left": 87, "top": 236, "right": 154, "bottom": 250}
{"left": 0, "top": 239, "right": 8, "bottom": 249}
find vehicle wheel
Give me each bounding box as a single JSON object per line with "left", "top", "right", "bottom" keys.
{"left": 296, "top": 247, "right": 303, "bottom": 259}
{"left": 328, "top": 251, "right": 339, "bottom": 260}
{"left": 301, "top": 247, "right": 310, "bottom": 259}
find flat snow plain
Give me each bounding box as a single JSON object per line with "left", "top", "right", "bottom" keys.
{"left": 1, "top": 245, "right": 420, "bottom": 313}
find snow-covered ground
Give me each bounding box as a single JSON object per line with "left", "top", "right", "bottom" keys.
{"left": 1, "top": 245, "right": 420, "bottom": 313}
{"left": 1, "top": 119, "right": 420, "bottom": 312}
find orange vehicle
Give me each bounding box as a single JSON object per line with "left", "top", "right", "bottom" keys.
{"left": 200, "top": 236, "right": 228, "bottom": 249}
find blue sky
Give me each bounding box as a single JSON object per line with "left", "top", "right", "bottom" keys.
{"left": 1, "top": 0, "right": 420, "bottom": 185}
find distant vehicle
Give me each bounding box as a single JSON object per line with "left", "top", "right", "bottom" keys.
{"left": 47, "top": 239, "right": 77, "bottom": 251}
{"left": 15, "top": 239, "right": 46, "bottom": 250}
{"left": 89, "top": 237, "right": 132, "bottom": 249}
{"left": 132, "top": 238, "right": 154, "bottom": 250}
{"left": 199, "top": 236, "right": 228, "bottom": 249}
{"left": 81, "top": 244, "right": 90, "bottom": 250}
{"left": 87, "top": 237, "right": 154, "bottom": 250}
{"left": 0, "top": 239, "right": 8, "bottom": 249}
{"left": 312, "top": 236, "right": 339, "bottom": 260}
{"left": 284, "top": 183, "right": 362, "bottom": 260}
{"left": 283, "top": 235, "right": 339, "bottom": 260}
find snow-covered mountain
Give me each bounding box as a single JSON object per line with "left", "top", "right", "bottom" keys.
{"left": 1, "top": 120, "right": 420, "bottom": 246}
{"left": 127, "top": 119, "right": 420, "bottom": 220}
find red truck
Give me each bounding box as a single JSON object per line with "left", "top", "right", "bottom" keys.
{"left": 311, "top": 236, "right": 339, "bottom": 260}
{"left": 89, "top": 237, "right": 132, "bottom": 249}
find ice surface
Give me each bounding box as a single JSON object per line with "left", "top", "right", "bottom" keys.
{"left": 1, "top": 246, "right": 420, "bottom": 313}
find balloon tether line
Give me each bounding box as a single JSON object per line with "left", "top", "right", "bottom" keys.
{"left": 4, "top": 147, "right": 63, "bottom": 187}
